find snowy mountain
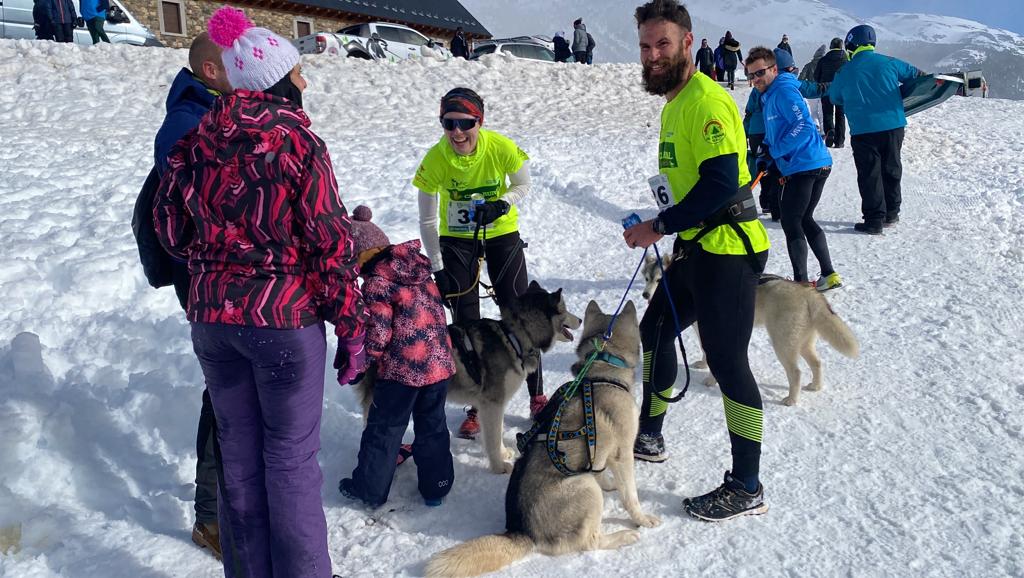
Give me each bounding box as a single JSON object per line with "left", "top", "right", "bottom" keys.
{"left": 462, "top": 0, "right": 1024, "bottom": 99}
{"left": 1, "top": 38, "right": 1023, "bottom": 577}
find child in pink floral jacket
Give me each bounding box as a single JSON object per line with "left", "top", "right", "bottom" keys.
{"left": 339, "top": 206, "right": 456, "bottom": 507}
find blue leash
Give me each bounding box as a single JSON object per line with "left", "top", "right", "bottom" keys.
{"left": 603, "top": 247, "right": 649, "bottom": 340}
{"left": 650, "top": 243, "right": 693, "bottom": 403}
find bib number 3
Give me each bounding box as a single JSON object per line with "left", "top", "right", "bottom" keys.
{"left": 648, "top": 174, "right": 674, "bottom": 210}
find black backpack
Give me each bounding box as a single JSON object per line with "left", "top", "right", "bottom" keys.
{"left": 131, "top": 166, "right": 175, "bottom": 288}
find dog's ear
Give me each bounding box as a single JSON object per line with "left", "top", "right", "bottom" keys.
{"left": 645, "top": 253, "right": 656, "bottom": 265}
{"left": 622, "top": 300, "right": 637, "bottom": 318}
{"left": 585, "top": 300, "right": 601, "bottom": 318}
{"left": 528, "top": 280, "right": 542, "bottom": 292}
{"left": 662, "top": 254, "right": 673, "bottom": 267}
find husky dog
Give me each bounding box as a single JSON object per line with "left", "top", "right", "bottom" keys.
{"left": 641, "top": 253, "right": 860, "bottom": 406}
{"left": 354, "top": 281, "right": 581, "bottom": 474}
{"left": 640, "top": 253, "right": 709, "bottom": 369}
{"left": 425, "top": 301, "right": 659, "bottom": 578}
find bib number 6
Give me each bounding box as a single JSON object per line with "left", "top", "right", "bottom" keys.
{"left": 648, "top": 174, "right": 674, "bottom": 210}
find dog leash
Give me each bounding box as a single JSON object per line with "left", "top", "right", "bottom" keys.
{"left": 650, "top": 243, "right": 693, "bottom": 403}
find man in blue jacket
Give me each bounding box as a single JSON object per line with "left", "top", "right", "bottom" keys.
{"left": 748, "top": 46, "right": 841, "bottom": 290}
{"left": 746, "top": 48, "right": 827, "bottom": 221}
{"left": 79, "top": 0, "right": 108, "bottom": 44}
{"left": 828, "top": 24, "right": 923, "bottom": 234}
{"left": 149, "top": 31, "right": 233, "bottom": 560}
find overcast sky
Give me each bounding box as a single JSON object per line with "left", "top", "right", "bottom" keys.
{"left": 830, "top": 0, "right": 1024, "bottom": 35}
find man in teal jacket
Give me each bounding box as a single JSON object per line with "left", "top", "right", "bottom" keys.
{"left": 828, "top": 24, "right": 923, "bottom": 234}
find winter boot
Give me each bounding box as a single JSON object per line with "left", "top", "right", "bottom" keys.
{"left": 884, "top": 214, "right": 899, "bottom": 228}
{"left": 191, "top": 521, "right": 222, "bottom": 561}
{"left": 633, "top": 432, "right": 667, "bottom": 463}
{"left": 457, "top": 408, "right": 480, "bottom": 440}
{"left": 853, "top": 221, "right": 883, "bottom": 235}
{"left": 529, "top": 394, "right": 548, "bottom": 420}
{"left": 824, "top": 130, "right": 835, "bottom": 148}
{"left": 683, "top": 471, "right": 768, "bottom": 521}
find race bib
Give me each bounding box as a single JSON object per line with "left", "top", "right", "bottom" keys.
{"left": 648, "top": 174, "right": 674, "bottom": 210}
{"left": 446, "top": 200, "right": 476, "bottom": 233}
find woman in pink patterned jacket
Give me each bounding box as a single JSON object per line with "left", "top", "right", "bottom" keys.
{"left": 338, "top": 206, "right": 456, "bottom": 508}
{"left": 153, "top": 7, "right": 366, "bottom": 578}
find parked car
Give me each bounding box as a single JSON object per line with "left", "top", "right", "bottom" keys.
{"left": 470, "top": 40, "right": 568, "bottom": 63}
{"left": 294, "top": 22, "right": 449, "bottom": 61}
{"left": 0, "top": 0, "right": 161, "bottom": 46}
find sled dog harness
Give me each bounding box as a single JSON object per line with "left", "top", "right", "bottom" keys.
{"left": 516, "top": 338, "right": 630, "bottom": 477}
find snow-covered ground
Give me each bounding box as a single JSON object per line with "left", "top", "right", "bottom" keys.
{"left": 1, "top": 39, "right": 1023, "bottom": 577}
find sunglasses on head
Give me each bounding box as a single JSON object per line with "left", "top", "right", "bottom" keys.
{"left": 441, "top": 117, "right": 478, "bottom": 131}
{"left": 747, "top": 65, "right": 775, "bottom": 79}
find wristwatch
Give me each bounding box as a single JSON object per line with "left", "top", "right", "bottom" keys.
{"left": 652, "top": 216, "right": 667, "bottom": 235}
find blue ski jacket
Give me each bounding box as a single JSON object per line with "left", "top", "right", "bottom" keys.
{"left": 153, "top": 68, "right": 220, "bottom": 175}
{"left": 761, "top": 73, "right": 831, "bottom": 176}
{"left": 745, "top": 76, "right": 824, "bottom": 137}
{"left": 827, "top": 46, "right": 922, "bottom": 136}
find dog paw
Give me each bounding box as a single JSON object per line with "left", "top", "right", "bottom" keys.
{"left": 633, "top": 513, "right": 661, "bottom": 528}
{"left": 805, "top": 382, "right": 823, "bottom": 392}
{"left": 502, "top": 446, "right": 516, "bottom": 461}
{"left": 782, "top": 395, "right": 797, "bottom": 406}
{"left": 702, "top": 374, "right": 718, "bottom": 387}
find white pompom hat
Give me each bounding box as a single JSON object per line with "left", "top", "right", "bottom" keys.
{"left": 207, "top": 6, "right": 300, "bottom": 91}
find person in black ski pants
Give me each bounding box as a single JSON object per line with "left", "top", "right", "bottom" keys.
{"left": 413, "top": 87, "right": 546, "bottom": 439}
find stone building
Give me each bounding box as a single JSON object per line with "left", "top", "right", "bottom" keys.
{"left": 120, "top": 0, "right": 490, "bottom": 49}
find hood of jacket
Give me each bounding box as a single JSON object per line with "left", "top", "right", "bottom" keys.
{"left": 195, "top": 89, "right": 310, "bottom": 167}
{"left": 365, "top": 239, "right": 432, "bottom": 286}
{"left": 165, "top": 68, "right": 219, "bottom": 119}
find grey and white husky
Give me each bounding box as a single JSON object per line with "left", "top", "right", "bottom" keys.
{"left": 354, "top": 280, "right": 582, "bottom": 474}
{"left": 424, "top": 300, "right": 659, "bottom": 578}
{"left": 641, "top": 253, "right": 860, "bottom": 405}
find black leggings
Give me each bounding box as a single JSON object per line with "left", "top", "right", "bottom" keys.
{"left": 639, "top": 243, "right": 767, "bottom": 482}
{"left": 440, "top": 232, "right": 542, "bottom": 396}
{"left": 779, "top": 168, "right": 833, "bottom": 282}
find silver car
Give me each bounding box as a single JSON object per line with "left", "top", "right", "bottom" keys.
{"left": 0, "top": 0, "right": 161, "bottom": 46}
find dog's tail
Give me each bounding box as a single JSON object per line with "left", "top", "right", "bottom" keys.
{"left": 810, "top": 294, "right": 860, "bottom": 358}
{"left": 425, "top": 533, "right": 534, "bottom": 578}
{"left": 351, "top": 365, "right": 376, "bottom": 417}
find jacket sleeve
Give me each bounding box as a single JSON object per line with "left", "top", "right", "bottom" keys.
{"left": 798, "top": 79, "right": 824, "bottom": 99}
{"left": 418, "top": 191, "right": 443, "bottom": 272}
{"left": 152, "top": 149, "right": 195, "bottom": 262}
{"left": 154, "top": 118, "right": 196, "bottom": 177}
{"left": 361, "top": 279, "right": 393, "bottom": 360}
{"left": 764, "top": 88, "right": 811, "bottom": 161}
{"left": 291, "top": 131, "right": 367, "bottom": 339}
{"left": 827, "top": 73, "right": 844, "bottom": 106}
{"left": 895, "top": 58, "right": 924, "bottom": 82}
{"left": 657, "top": 153, "right": 739, "bottom": 234}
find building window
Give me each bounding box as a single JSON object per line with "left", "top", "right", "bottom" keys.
{"left": 159, "top": 0, "right": 186, "bottom": 36}
{"left": 294, "top": 17, "right": 313, "bottom": 39}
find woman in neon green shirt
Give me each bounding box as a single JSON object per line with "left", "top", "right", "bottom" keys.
{"left": 412, "top": 87, "right": 545, "bottom": 438}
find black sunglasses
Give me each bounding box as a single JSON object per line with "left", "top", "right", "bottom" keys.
{"left": 440, "top": 117, "right": 478, "bottom": 131}
{"left": 747, "top": 65, "right": 775, "bottom": 79}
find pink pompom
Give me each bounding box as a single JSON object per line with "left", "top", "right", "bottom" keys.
{"left": 352, "top": 205, "right": 372, "bottom": 222}
{"left": 208, "top": 6, "right": 253, "bottom": 48}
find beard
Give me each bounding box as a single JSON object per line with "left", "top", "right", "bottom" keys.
{"left": 642, "top": 49, "right": 689, "bottom": 96}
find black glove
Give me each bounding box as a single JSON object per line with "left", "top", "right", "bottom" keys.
{"left": 473, "top": 200, "right": 509, "bottom": 226}
{"left": 755, "top": 143, "right": 773, "bottom": 173}
{"left": 433, "top": 270, "right": 456, "bottom": 298}
{"left": 75, "top": 16, "right": 85, "bottom": 28}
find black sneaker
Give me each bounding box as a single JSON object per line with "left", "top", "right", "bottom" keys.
{"left": 633, "top": 432, "right": 667, "bottom": 463}
{"left": 683, "top": 471, "right": 768, "bottom": 521}
{"left": 853, "top": 222, "right": 883, "bottom": 235}
{"left": 884, "top": 215, "right": 899, "bottom": 228}
{"left": 824, "top": 130, "right": 835, "bottom": 148}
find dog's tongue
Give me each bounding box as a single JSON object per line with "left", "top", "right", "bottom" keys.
{"left": 561, "top": 325, "right": 574, "bottom": 341}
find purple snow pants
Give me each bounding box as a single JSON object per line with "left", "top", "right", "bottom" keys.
{"left": 191, "top": 321, "right": 332, "bottom": 578}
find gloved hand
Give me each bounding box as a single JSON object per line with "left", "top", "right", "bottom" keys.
{"left": 75, "top": 16, "right": 85, "bottom": 28}
{"left": 473, "top": 200, "right": 510, "bottom": 226}
{"left": 755, "top": 143, "right": 773, "bottom": 173}
{"left": 433, "top": 269, "right": 456, "bottom": 298}
{"left": 334, "top": 333, "right": 367, "bottom": 386}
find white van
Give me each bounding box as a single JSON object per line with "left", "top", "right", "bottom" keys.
{"left": 0, "top": 0, "right": 161, "bottom": 46}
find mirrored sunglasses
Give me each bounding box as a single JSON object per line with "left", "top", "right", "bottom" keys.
{"left": 441, "top": 117, "right": 478, "bottom": 131}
